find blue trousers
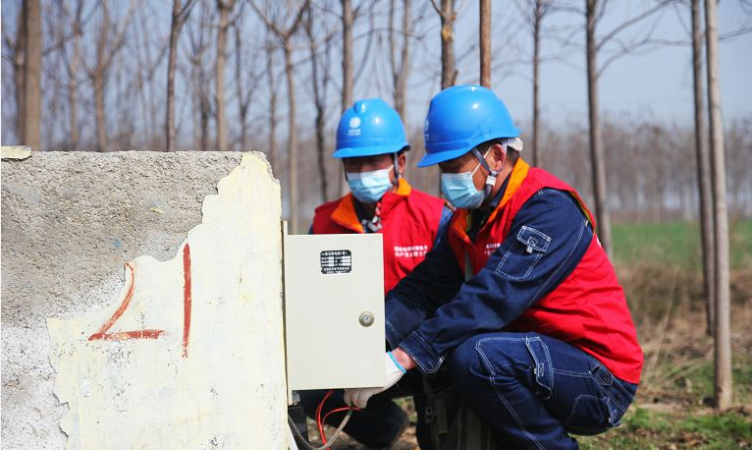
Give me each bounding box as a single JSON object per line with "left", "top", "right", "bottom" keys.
{"left": 301, "top": 332, "right": 637, "bottom": 449}
{"left": 448, "top": 332, "right": 638, "bottom": 449}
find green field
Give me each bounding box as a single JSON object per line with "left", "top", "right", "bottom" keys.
{"left": 611, "top": 220, "right": 752, "bottom": 270}
{"left": 612, "top": 220, "right": 752, "bottom": 270}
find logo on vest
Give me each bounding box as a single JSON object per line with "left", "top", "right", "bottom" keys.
{"left": 394, "top": 244, "right": 429, "bottom": 258}
{"left": 484, "top": 242, "right": 501, "bottom": 256}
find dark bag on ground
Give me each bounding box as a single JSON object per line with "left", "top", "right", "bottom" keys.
{"left": 423, "top": 371, "right": 496, "bottom": 450}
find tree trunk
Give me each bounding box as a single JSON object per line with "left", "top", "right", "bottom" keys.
{"left": 479, "top": 0, "right": 491, "bottom": 87}
{"left": 235, "top": 24, "right": 248, "bottom": 152}
{"left": 586, "top": 0, "right": 612, "bottom": 255}
{"left": 22, "top": 0, "right": 42, "bottom": 150}
{"left": 532, "top": 0, "right": 542, "bottom": 167}
{"left": 94, "top": 3, "right": 110, "bottom": 152}
{"left": 15, "top": 5, "right": 27, "bottom": 143}
{"left": 315, "top": 106, "right": 328, "bottom": 203}
{"left": 95, "top": 73, "right": 107, "bottom": 151}
{"left": 267, "top": 44, "right": 277, "bottom": 168}
{"left": 68, "top": 29, "right": 80, "bottom": 151}
{"left": 200, "top": 84, "right": 210, "bottom": 151}
{"left": 307, "top": 10, "right": 328, "bottom": 203}
{"left": 284, "top": 42, "right": 299, "bottom": 232}
{"left": 166, "top": 0, "right": 183, "bottom": 152}
{"left": 691, "top": 0, "right": 715, "bottom": 336}
{"left": 705, "top": 0, "right": 732, "bottom": 412}
{"left": 439, "top": 0, "right": 457, "bottom": 90}
{"left": 395, "top": 0, "right": 410, "bottom": 120}
{"left": 341, "top": 0, "right": 353, "bottom": 112}
{"left": 215, "top": 0, "right": 235, "bottom": 151}
{"left": 340, "top": 0, "right": 353, "bottom": 197}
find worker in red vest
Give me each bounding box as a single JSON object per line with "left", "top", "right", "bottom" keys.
{"left": 344, "top": 85, "right": 644, "bottom": 450}
{"left": 302, "top": 98, "right": 451, "bottom": 448}
{"left": 310, "top": 98, "right": 451, "bottom": 294}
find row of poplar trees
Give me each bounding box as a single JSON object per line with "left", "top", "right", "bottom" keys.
{"left": 9, "top": 0, "right": 736, "bottom": 410}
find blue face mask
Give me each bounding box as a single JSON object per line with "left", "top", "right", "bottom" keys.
{"left": 347, "top": 165, "right": 394, "bottom": 204}
{"left": 440, "top": 150, "right": 490, "bottom": 209}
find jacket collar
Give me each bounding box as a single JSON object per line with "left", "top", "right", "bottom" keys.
{"left": 331, "top": 178, "right": 412, "bottom": 233}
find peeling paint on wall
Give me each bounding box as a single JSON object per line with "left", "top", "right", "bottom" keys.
{"left": 1, "top": 145, "right": 32, "bottom": 160}
{"left": 47, "top": 154, "right": 287, "bottom": 450}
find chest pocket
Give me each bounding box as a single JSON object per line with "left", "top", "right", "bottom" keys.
{"left": 496, "top": 226, "right": 551, "bottom": 280}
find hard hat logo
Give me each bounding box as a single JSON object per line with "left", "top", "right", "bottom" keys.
{"left": 349, "top": 117, "right": 361, "bottom": 129}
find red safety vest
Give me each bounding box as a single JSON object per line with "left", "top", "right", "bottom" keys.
{"left": 313, "top": 179, "right": 446, "bottom": 295}
{"left": 448, "top": 159, "right": 643, "bottom": 383}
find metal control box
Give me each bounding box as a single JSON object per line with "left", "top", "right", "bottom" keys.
{"left": 284, "top": 232, "right": 386, "bottom": 391}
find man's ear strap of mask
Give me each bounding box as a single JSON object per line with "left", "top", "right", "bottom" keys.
{"left": 470, "top": 138, "right": 524, "bottom": 204}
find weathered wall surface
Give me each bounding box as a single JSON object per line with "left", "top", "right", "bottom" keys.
{"left": 1, "top": 151, "right": 287, "bottom": 449}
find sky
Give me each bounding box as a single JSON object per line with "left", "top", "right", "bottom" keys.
{"left": 1, "top": 0, "right": 750, "bottom": 144}
{"left": 401, "top": 0, "right": 752, "bottom": 130}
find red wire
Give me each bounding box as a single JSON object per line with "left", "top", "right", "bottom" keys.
{"left": 315, "top": 390, "right": 360, "bottom": 445}
{"left": 322, "top": 407, "right": 354, "bottom": 426}
{"left": 316, "top": 390, "right": 334, "bottom": 444}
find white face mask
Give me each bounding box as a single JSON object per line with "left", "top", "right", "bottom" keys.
{"left": 440, "top": 150, "right": 489, "bottom": 209}
{"left": 346, "top": 165, "right": 394, "bottom": 204}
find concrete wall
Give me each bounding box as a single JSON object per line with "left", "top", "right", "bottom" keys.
{"left": 1, "top": 151, "right": 288, "bottom": 449}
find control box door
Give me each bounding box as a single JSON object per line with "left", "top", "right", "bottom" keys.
{"left": 284, "top": 233, "right": 386, "bottom": 391}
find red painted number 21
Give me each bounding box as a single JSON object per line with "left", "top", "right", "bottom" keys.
{"left": 88, "top": 244, "right": 193, "bottom": 358}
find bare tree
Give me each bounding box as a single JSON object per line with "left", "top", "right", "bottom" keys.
{"left": 266, "top": 34, "right": 278, "bottom": 166}
{"left": 3, "top": 4, "right": 28, "bottom": 144}
{"left": 517, "top": 0, "right": 553, "bottom": 166}
{"left": 585, "top": 0, "right": 609, "bottom": 251}
{"left": 690, "top": 0, "right": 715, "bottom": 337}
{"left": 479, "top": 0, "right": 491, "bottom": 87}
{"left": 338, "top": 0, "right": 370, "bottom": 196}
{"left": 341, "top": 0, "right": 353, "bottom": 112}
{"left": 186, "top": 2, "right": 214, "bottom": 151}
{"left": 166, "top": 0, "right": 198, "bottom": 152}
{"left": 129, "top": 4, "right": 171, "bottom": 149}
{"left": 57, "top": 0, "right": 91, "bottom": 151}
{"left": 22, "top": 0, "right": 42, "bottom": 150}
{"left": 704, "top": 0, "right": 732, "bottom": 412}
{"left": 251, "top": 0, "right": 310, "bottom": 232}
{"left": 215, "top": 0, "right": 237, "bottom": 151}
{"left": 305, "top": 5, "right": 336, "bottom": 203}
{"left": 389, "top": 0, "right": 411, "bottom": 119}
{"left": 234, "top": 13, "right": 262, "bottom": 152}
{"left": 431, "top": 0, "right": 458, "bottom": 90}
{"left": 84, "top": 0, "right": 136, "bottom": 152}
{"left": 583, "top": 0, "right": 670, "bottom": 254}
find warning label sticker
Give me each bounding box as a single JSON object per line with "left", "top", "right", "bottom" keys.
{"left": 320, "top": 250, "right": 352, "bottom": 274}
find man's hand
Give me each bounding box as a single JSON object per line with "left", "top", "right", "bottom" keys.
{"left": 390, "top": 347, "right": 416, "bottom": 371}
{"left": 343, "top": 351, "right": 409, "bottom": 409}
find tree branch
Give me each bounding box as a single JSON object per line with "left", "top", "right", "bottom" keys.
{"left": 597, "top": 0, "right": 671, "bottom": 52}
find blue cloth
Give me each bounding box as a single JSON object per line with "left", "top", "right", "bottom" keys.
{"left": 385, "top": 188, "right": 594, "bottom": 373}
{"left": 448, "top": 332, "right": 637, "bottom": 449}
{"left": 301, "top": 331, "right": 637, "bottom": 450}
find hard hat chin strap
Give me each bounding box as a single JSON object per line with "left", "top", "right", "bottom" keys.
{"left": 471, "top": 146, "right": 502, "bottom": 205}
{"left": 391, "top": 153, "right": 401, "bottom": 188}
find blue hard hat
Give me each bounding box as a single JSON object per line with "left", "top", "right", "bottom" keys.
{"left": 418, "top": 85, "right": 520, "bottom": 167}
{"left": 334, "top": 98, "right": 409, "bottom": 159}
